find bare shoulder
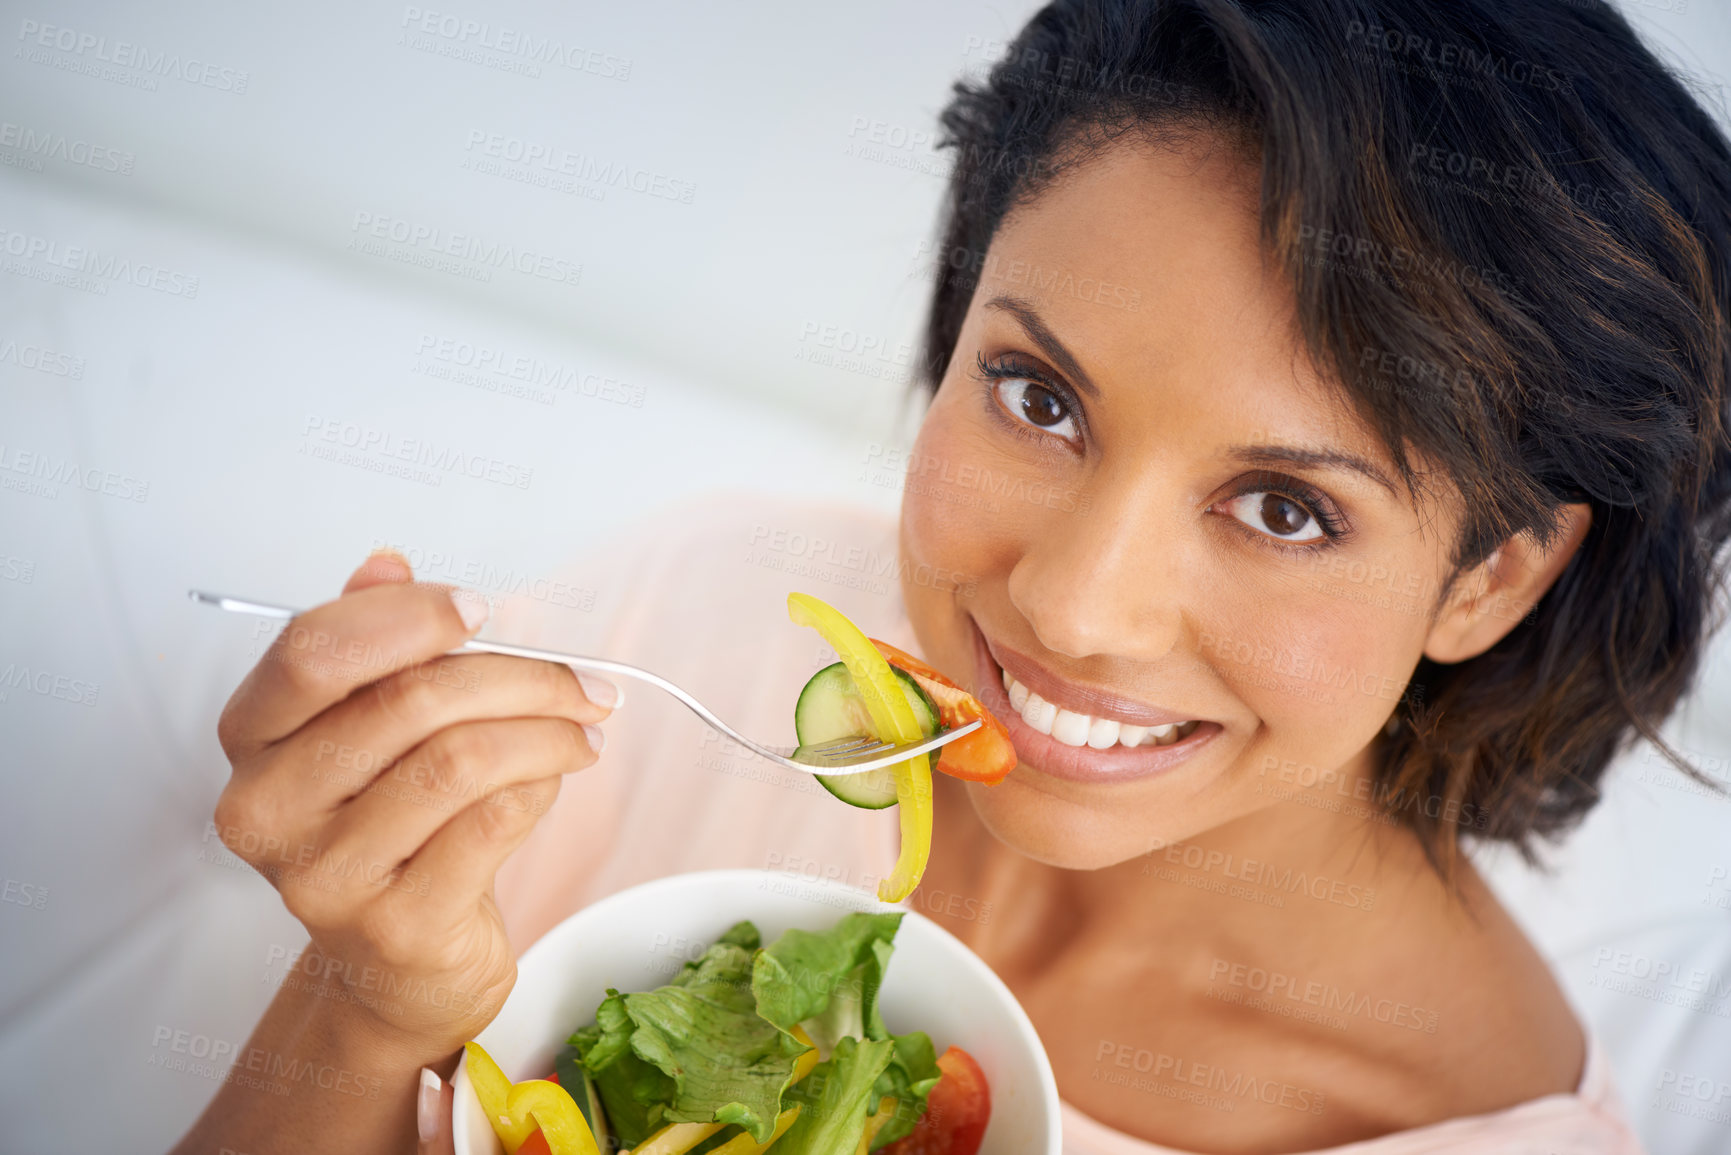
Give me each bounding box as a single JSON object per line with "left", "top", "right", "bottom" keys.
{"left": 946, "top": 853, "right": 1583, "bottom": 1152}
{"left": 1212, "top": 858, "right": 1588, "bottom": 1143}
{"left": 1375, "top": 861, "right": 1587, "bottom": 1109}
{"left": 919, "top": 795, "right": 1586, "bottom": 1151}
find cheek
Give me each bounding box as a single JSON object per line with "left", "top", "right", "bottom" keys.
{"left": 1201, "top": 567, "right": 1429, "bottom": 773}
{"left": 900, "top": 384, "right": 1073, "bottom": 576}
{"left": 899, "top": 395, "right": 1014, "bottom": 588}
{"left": 899, "top": 405, "right": 987, "bottom": 669}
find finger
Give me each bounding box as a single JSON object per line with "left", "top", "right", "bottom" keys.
{"left": 436, "top": 1075, "right": 455, "bottom": 1155}
{"left": 275, "top": 653, "right": 617, "bottom": 811}
{"left": 311, "top": 719, "right": 594, "bottom": 901}
{"left": 403, "top": 773, "right": 565, "bottom": 922}
{"left": 417, "top": 1066, "right": 457, "bottom": 1155}
{"left": 218, "top": 580, "right": 489, "bottom": 760}
{"left": 342, "top": 549, "right": 496, "bottom": 647}
{"left": 344, "top": 548, "right": 414, "bottom": 595}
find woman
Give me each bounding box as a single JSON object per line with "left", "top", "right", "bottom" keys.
{"left": 171, "top": 0, "right": 1731, "bottom": 1151}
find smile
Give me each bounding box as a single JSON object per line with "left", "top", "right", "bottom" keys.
{"left": 968, "top": 621, "right": 1221, "bottom": 784}
{"left": 1000, "top": 667, "right": 1204, "bottom": 749}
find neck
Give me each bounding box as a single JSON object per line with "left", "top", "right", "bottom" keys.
{"left": 931, "top": 754, "right": 1471, "bottom": 984}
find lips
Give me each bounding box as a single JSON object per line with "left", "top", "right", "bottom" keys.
{"left": 968, "top": 621, "right": 1220, "bottom": 784}
{"left": 1001, "top": 666, "right": 1202, "bottom": 749}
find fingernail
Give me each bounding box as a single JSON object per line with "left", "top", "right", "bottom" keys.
{"left": 450, "top": 589, "right": 490, "bottom": 634}
{"left": 366, "top": 547, "right": 412, "bottom": 577}
{"left": 417, "top": 1067, "right": 441, "bottom": 1144}
{"left": 583, "top": 723, "right": 607, "bottom": 754}
{"left": 577, "top": 674, "right": 622, "bottom": 710}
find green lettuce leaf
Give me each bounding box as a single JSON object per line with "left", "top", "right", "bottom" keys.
{"left": 570, "top": 994, "right": 678, "bottom": 1145}
{"left": 752, "top": 912, "right": 904, "bottom": 1039}
{"left": 751, "top": 911, "right": 941, "bottom": 1145}
{"left": 552, "top": 1045, "right": 610, "bottom": 1147}
{"left": 574, "top": 937, "right": 807, "bottom": 1144}
{"left": 865, "top": 1029, "right": 942, "bottom": 1147}
{"left": 570, "top": 911, "right": 944, "bottom": 1149}
{"left": 774, "top": 1036, "right": 897, "bottom": 1155}
{"left": 712, "top": 919, "right": 763, "bottom": 953}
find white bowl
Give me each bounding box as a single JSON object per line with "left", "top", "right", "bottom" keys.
{"left": 454, "top": 868, "right": 1061, "bottom": 1154}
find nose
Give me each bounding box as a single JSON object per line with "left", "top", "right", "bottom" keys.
{"left": 1005, "top": 474, "right": 1191, "bottom": 662}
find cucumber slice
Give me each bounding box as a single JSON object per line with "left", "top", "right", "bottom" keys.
{"left": 554, "top": 1047, "right": 609, "bottom": 1147}
{"left": 794, "top": 661, "right": 939, "bottom": 809}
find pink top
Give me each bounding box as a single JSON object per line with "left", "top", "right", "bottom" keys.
{"left": 489, "top": 495, "right": 1647, "bottom": 1154}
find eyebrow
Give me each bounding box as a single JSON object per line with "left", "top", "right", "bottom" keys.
{"left": 1226, "top": 445, "right": 1397, "bottom": 495}
{"left": 982, "top": 295, "right": 1100, "bottom": 398}
{"left": 983, "top": 293, "right": 1396, "bottom": 496}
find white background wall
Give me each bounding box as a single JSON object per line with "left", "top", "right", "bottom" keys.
{"left": 2, "top": 2, "right": 1729, "bottom": 1152}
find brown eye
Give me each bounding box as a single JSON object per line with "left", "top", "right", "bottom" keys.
{"left": 1020, "top": 383, "right": 1066, "bottom": 426}
{"left": 992, "top": 377, "right": 1078, "bottom": 441}
{"left": 1222, "top": 490, "right": 1325, "bottom": 544}
{"left": 1260, "top": 494, "right": 1310, "bottom": 536}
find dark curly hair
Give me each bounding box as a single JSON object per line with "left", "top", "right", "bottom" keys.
{"left": 920, "top": 0, "right": 1731, "bottom": 867}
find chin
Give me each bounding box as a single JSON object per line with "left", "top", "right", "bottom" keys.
{"left": 961, "top": 775, "right": 1172, "bottom": 869}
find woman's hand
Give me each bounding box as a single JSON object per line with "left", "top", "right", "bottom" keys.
{"left": 419, "top": 1066, "right": 457, "bottom": 1155}
{"left": 211, "top": 550, "right": 617, "bottom": 1054}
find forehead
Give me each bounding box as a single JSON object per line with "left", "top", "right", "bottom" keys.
{"left": 976, "top": 136, "right": 1384, "bottom": 463}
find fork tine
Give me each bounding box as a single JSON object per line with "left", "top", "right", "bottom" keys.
{"left": 795, "top": 736, "right": 896, "bottom": 764}
{"left": 807, "top": 723, "right": 979, "bottom": 770}
{"left": 809, "top": 735, "right": 892, "bottom": 755}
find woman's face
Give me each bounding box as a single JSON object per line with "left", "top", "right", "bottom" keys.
{"left": 900, "top": 135, "right": 1464, "bottom": 869}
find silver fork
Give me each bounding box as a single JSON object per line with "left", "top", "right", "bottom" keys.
{"left": 189, "top": 590, "right": 980, "bottom": 776}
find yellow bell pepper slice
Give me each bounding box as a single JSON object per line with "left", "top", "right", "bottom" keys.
{"left": 706, "top": 1105, "right": 801, "bottom": 1154}
{"left": 854, "top": 1096, "right": 898, "bottom": 1155}
{"left": 788, "top": 1024, "right": 820, "bottom": 1083}
{"left": 629, "top": 1026, "right": 818, "bottom": 1155}
{"left": 787, "top": 592, "right": 933, "bottom": 902}
{"left": 630, "top": 1122, "right": 725, "bottom": 1155}
{"left": 464, "top": 1041, "right": 601, "bottom": 1155}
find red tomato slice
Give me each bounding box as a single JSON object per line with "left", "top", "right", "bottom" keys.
{"left": 881, "top": 1045, "right": 992, "bottom": 1155}
{"left": 519, "top": 1128, "right": 553, "bottom": 1155}
{"left": 872, "top": 640, "right": 1017, "bottom": 785}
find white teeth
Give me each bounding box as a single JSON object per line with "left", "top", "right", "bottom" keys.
{"left": 1086, "top": 717, "right": 1122, "bottom": 749}
{"left": 1001, "top": 669, "right": 1197, "bottom": 749}
{"left": 1021, "top": 692, "right": 1057, "bottom": 735}
{"left": 1051, "top": 708, "right": 1092, "bottom": 747}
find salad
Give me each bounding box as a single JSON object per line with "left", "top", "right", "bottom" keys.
{"left": 786, "top": 593, "right": 1017, "bottom": 902}
{"left": 466, "top": 912, "right": 992, "bottom": 1155}
{"left": 463, "top": 594, "right": 1015, "bottom": 1153}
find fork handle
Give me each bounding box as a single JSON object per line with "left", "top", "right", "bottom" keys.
{"left": 189, "top": 588, "right": 751, "bottom": 736}
{"left": 455, "top": 638, "right": 762, "bottom": 752}
{"left": 189, "top": 590, "right": 978, "bottom": 776}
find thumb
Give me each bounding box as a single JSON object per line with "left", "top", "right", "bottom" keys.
{"left": 343, "top": 548, "right": 414, "bottom": 595}
{"left": 417, "top": 1067, "right": 457, "bottom": 1155}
